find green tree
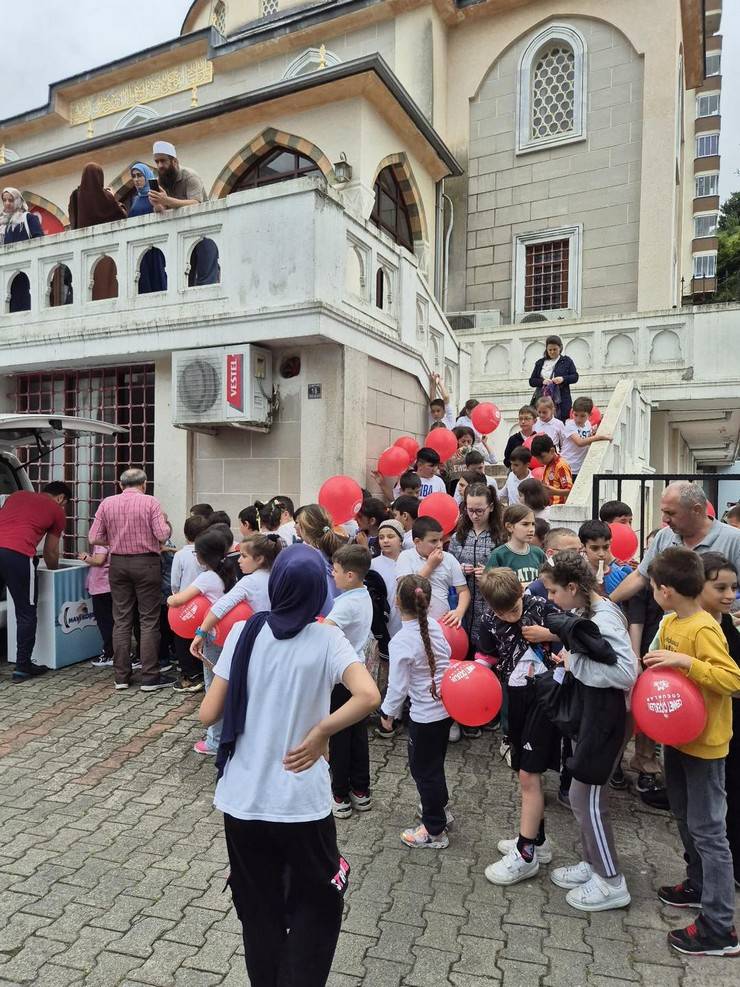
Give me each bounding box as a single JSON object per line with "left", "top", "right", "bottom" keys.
{"left": 716, "top": 191, "right": 740, "bottom": 301}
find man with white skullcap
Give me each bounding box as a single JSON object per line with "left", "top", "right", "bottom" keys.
{"left": 150, "top": 140, "right": 219, "bottom": 284}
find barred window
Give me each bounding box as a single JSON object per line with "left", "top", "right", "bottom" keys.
{"left": 212, "top": 1, "right": 226, "bottom": 34}
{"left": 261, "top": 0, "right": 279, "bottom": 15}
{"left": 524, "top": 239, "right": 570, "bottom": 312}
{"left": 531, "top": 45, "right": 575, "bottom": 141}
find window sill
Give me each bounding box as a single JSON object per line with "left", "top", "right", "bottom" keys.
{"left": 516, "top": 133, "right": 586, "bottom": 157}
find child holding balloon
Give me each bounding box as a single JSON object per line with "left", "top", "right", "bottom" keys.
{"left": 644, "top": 547, "right": 740, "bottom": 956}
{"left": 379, "top": 575, "right": 453, "bottom": 848}
{"left": 168, "top": 528, "right": 237, "bottom": 755}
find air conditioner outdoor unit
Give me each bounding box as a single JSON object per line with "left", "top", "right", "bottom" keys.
{"left": 172, "top": 345, "right": 273, "bottom": 430}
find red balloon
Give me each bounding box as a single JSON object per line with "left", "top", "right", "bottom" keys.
{"left": 632, "top": 668, "right": 707, "bottom": 746}
{"left": 419, "top": 492, "right": 460, "bottom": 535}
{"left": 168, "top": 594, "right": 210, "bottom": 639}
{"left": 394, "top": 436, "right": 420, "bottom": 460}
{"left": 522, "top": 435, "right": 542, "bottom": 470}
{"left": 440, "top": 661, "right": 503, "bottom": 727}
{"left": 424, "top": 427, "right": 458, "bottom": 462}
{"left": 213, "top": 601, "right": 254, "bottom": 646}
{"left": 319, "top": 475, "right": 363, "bottom": 525}
{"left": 436, "top": 620, "right": 469, "bottom": 662}
{"left": 531, "top": 466, "right": 545, "bottom": 481}
{"left": 706, "top": 501, "right": 716, "bottom": 519}
{"left": 590, "top": 406, "right": 602, "bottom": 427}
{"left": 608, "top": 522, "right": 638, "bottom": 562}
{"left": 377, "top": 445, "right": 412, "bottom": 478}
{"left": 470, "top": 402, "right": 502, "bottom": 435}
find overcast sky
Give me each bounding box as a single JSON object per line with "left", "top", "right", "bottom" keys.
{"left": 1, "top": 0, "right": 738, "bottom": 201}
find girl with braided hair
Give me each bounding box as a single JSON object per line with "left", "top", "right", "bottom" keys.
{"left": 379, "top": 575, "right": 453, "bottom": 848}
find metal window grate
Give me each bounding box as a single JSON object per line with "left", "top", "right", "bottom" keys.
{"left": 13, "top": 364, "right": 155, "bottom": 556}
{"left": 531, "top": 45, "right": 575, "bottom": 141}
{"left": 524, "top": 239, "right": 570, "bottom": 311}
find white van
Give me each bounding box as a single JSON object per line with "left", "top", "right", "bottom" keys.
{"left": 0, "top": 414, "right": 127, "bottom": 628}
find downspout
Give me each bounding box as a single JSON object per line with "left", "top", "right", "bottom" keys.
{"left": 442, "top": 192, "right": 454, "bottom": 313}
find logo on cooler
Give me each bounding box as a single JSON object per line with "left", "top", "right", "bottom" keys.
{"left": 59, "top": 600, "right": 97, "bottom": 634}
{"left": 226, "top": 353, "right": 243, "bottom": 412}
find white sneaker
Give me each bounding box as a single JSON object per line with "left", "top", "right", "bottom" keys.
{"left": 416, "top": 803, "right": 455, "bottom": 830}
{"left": 497, "top": 836, "right": 552, "bottom": 864}
{"left": 566, "top": 873, "right": 631, "bottom": 912}
{"left": 485, "top": 848, "right": 539, "bottom": 886}
{"left": 91, "top": 655, "right": 114, "bottom": 668}
{"left": 550, "top": 861, "right": 593, "bottom": 889}
{"left": 331, "top": 796, "right": 352, "bottom": 819}
{"left": 349, "top": 791, "right": 372, "bottom": 812}
{"left": 449, "top": 722, "right": 462, "bottom": 743}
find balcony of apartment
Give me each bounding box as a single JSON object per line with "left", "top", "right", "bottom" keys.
{"left": 705, "top": 0, "right": 722, "bottom": 37}
{"left": 0, "top": 177, "right": 461, "bottom": 384}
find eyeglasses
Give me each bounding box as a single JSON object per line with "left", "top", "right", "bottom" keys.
{"left": 467, "top": 507, "right": 489, "bottom": 516}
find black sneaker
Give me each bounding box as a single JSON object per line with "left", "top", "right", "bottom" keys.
{"left": 173, "top": 675, "right": 204, "bottom": 694}
{"left": 641, "top": 786, "right": 670, "bottom": 811}
{"left": 159, "top": 661, "right": 173, "bottom": 674}
{"left": 12, "top": 664, "right": 49, "bottom": 682}
{"left": 373, "top": 721, "right": 399, "bottom": 739}
{"left": 668, "top": 921, "right": 740, "bottom": 956}
{"left": 658, "top": 880, "right": 702, "bottom": 908}
{"left": 140, "top": 675, "right": 176, "bottom": 692}
{"left": 609, "top": 767, "right": 628, "bottom": 790}
{"left": 462, "top": 726, "right": 482, "bottom": 739}
{"left": 636, "top": 772, "right": 662, "bottom": 793}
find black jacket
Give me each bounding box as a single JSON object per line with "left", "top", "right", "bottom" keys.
{"left": 529, "top": 354, "right": 579, "bottom": 420}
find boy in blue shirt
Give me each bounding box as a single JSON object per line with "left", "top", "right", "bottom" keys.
{"left": 579, "top": 520, "right": 632, "bottom": 594}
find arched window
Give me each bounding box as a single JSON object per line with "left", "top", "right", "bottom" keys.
{"left": 49, "top": 265, "right": 73, "bottom": 307}
{"left": 231, "top": 146, "right": 320, "bottom": 192}
{"left": 115, "top": 105, "right": 159, "bottom": 131}
{"left": 92, "top": 256, "right": 118, "bottom": 301}
{"left": 212, "top": 0, "right": 226, "bottom": 34}
{"left": 517, "top": 25, "right": 586, "bottom": 153}
{"left": 9, "top": 272, "right": 30, "bottom": 313}
{"left": 137, "top": 248, "right": 167, "bottom": 295}
{"left": 371, "top": 167, "right": 413, "bottom": 251}
{"left": 188, "top": 239, "right": 220, "bottom": 286}
{"left": 375, "top": 268, "right": 385, "bottom": 310}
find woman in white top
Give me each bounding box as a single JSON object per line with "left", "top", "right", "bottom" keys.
{"left": 379, "top": 575, "right": 453, "bottom": 849}
{"left": 199, "top": 544, "right": 379, "bottom": 986}
{"left": 168, "top": 528, "right": 235, "bottom": 755}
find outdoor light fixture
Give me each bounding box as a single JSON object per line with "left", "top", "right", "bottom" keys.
{"left": 334, "top": 152, "right": 352, "bottom": 183}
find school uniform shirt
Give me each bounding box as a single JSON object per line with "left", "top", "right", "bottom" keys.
{"left": 542, "top": 455, "right": 573, "bottom": 505}
{"left": 371, "top": 555, "right": 402, "bottom": 637}
{"left": 561, "top": 419, "right": 593, "bottom": 474}
{"left": 171, "top": 544, "right": 205, "bottom": 594}
{"left": 533, "top": 417, "right": 566, "bottom": 449}
{"left": 657, "top": 610, "right": 740, "bottom": 759}
{"left": 276, "top": 520, "right": 296, "bottom": 545}
{"left": 211, "top": 569, "right": 271, "bottom": 618}
{"left": 213, "top": 622, "right": 359, "bottom": 822}
{"left": 396, "top": 547, "right": 466, "bottom": 619}
{"left": 502, "top": 470, "right": 532, "bottom": 505}
{"left": 485, "top": 543, "right": 546, "bottom": 587}
{"left": 326, "top": 586, "right": 374, "bottom": 657}
{"left": 192, "top": 570, "right": 226, "bottom": 604}
{"left": 402, "top": 530, "right": 414, "bottom": 550}
{"left": 381, "top": 619, "right": 452, "bottom": 723}
{"left": 430, "top": 403, "right": 455, "bottom": 430}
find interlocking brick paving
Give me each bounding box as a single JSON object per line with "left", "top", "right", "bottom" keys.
{"left": 1, "top": 660, "right": 737, "bottom": 986}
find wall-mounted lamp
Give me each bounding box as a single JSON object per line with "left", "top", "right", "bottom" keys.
{"left": 334, "top": 152, "right": 353, "bottom": 183}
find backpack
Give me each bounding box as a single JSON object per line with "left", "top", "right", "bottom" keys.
{"left": 364, "top": 569, "right": 390, "bottom": 654}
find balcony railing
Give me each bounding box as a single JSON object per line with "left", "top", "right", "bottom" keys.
{"left": 0, "top": 177, "right": 462, "bottom": 388}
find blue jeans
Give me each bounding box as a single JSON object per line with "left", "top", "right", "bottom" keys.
{"left": 203, "top": 640, "right": 223, "bottom": 752}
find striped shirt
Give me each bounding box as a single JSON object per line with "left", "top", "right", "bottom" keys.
{"left": 89, "top": 488, "right": 169, "bottom": 555}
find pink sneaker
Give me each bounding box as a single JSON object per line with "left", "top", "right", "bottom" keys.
{"left": 193, "top": 740, "right": 217, "bottom": 756}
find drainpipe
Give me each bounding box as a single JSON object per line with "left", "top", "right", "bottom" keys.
{"left": 442, "top": 192, "right": 454, "bottom": 313}
{"left": 434, "top": 181, "right": 444, "bottom": 302}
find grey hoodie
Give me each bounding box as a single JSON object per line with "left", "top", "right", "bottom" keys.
{"left": 568, "top": 600, "right": 638, "bottom": 693}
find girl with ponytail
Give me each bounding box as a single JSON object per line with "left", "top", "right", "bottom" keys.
{"left": 379, "top": 575, "right": 454, "bottom": 849}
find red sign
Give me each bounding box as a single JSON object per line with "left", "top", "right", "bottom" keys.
{"left": 226, "top": 354, "right": 243, "bottom": 411}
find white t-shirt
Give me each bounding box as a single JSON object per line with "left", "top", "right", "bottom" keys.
{"left": 395, "top": 547, "right": 466, "bottom": 619}
{"left": 394, "top": 474, "right": 447, "bottom": 501}
{"left": 171, "top": 544, "right": 205, "bottom": 593}
{"left": 561, "top": 419, "right": 593, "bottom": 474}
{"left": 326, "top": 586, "right": 374, "bottom": 657}
{"left": 213, "top": 622, "right": 359, "bottom": 822}
{"left": 371, "top": 554, "right": 402, "bottom": 638}
{"left": 211, "top": 569, "right": 271, "bottom": 618}
{"left": 276, "top": 520, "right": 296, "bottom": 545}
{"left": 382, "top": 619, "right": 451, "bottom": 724}
{"left": 402, "top": 530, "right": 414, "bottom": 550}
{"left": 533, "top": 417, "right": 565, "bottom": 449}
{"left": 502, "top": 469, "right": 531, "bottom": 505}
{"left": 430, "top": 402, "right": 455, "bottom": 430}
{"left": 193, "top": 570, "right": 226, "bottom": 604}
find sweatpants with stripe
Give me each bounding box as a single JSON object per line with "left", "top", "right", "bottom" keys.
{"left": 0, "top": 548, "right": 39, "bottom": 670}
{"left": 569, "top": 778, "right": 621, "bottom": 878}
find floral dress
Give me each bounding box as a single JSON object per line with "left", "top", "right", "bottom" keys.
{"left": 449, "top": 528, "right": 498, "bottom": 652}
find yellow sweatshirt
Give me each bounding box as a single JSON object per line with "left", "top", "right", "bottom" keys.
{"left": 658, "top": 611, "right": 740, "bottom": 759}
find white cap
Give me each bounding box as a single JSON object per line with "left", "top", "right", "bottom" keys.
{"left": 153, "top": 140, "right": 177, "bottom": 158}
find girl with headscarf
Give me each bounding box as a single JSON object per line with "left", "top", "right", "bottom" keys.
{"left": 199, "top": 544, "right": 380, "bottom": 987}
{"left": 68, "top": 163, "right": 126, "bottom": 229}
{"left": 124, "top": 162, "right": 168, "bottom": 293}
{"left": 0, "top": 188, "right": 44, "bottom": 245}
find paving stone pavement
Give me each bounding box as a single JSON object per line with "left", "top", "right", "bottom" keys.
{"left": 1, "top": 660, "right": 738, "bottom": 987}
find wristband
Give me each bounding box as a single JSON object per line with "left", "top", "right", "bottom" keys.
{"left": 194, "top": 627, "right": 210, "bottom": 639}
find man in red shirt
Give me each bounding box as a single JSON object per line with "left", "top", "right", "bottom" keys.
{"left": 0, "top": 481, "right": 72, "bottom": 681}
{"left": 89, "top": 468, "right": 171, "bottom": 692}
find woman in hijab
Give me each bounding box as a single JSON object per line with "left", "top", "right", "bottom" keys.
{"left": 125, "top": 162, "right": 167, "bottom": 294}
{"left": 68, "top": 163, "right": 126, "bottom": 229}
{"left": 0, "top": 188, "right": 44, "bottom": 245}
{"left": 199, "top": 543, "right": 379, "bottom": 987}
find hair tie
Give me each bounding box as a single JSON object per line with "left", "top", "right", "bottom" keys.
{"left": 415, "top": 587, "right": 425, "bottom": 596}
{"left": 322, "top": 525, "right": 331, "bottom": 533}
{"left": 547, "top": 555, "right": 556, "bottom": 567}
